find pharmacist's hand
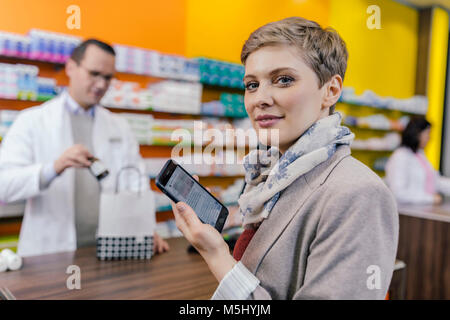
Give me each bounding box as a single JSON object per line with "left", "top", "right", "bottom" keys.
{"left": 170, "top": 175, "right": 236, "bottom": 282}
{"left": 54, "top": 144, "right": 93, "bottom": 174}
{"left": 153, "top": 232, "right": 170, "bottom": 254}
{"left": 433, "top": 193, "right": 443, "bottom": 205}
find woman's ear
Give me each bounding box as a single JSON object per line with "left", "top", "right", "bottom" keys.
{"left": 322, "top": 75, "right": 343, "bottom": 109}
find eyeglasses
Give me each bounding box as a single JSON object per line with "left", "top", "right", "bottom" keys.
{"left": 79, "top": 64, "right": 114, "bottom": 83}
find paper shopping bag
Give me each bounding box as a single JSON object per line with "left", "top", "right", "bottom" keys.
{"left": 96, "top": 166, "right": 155, "bottom": 260}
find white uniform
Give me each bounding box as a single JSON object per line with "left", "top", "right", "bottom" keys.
{"left": 0, "top": 92, "right": 149, "bottom": 256}
{"left": 385, "top": 146, "right": 450, "bottom": 204}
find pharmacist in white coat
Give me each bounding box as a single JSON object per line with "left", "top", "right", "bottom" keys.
{"left": 0, "top": 39, "right": 169, "bottom": 257}
{"left": 385, "top": 116, "right": 450, "bottom": 205}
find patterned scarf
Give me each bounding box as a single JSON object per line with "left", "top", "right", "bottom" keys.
{"left": 238, "top": 112, "right": 354, "bottom": 229}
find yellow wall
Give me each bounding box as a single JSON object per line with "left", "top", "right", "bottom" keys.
{"left": 185, "top": 0, "right": 330, "bottom": 63}
{"left": 329, "top": 0, "right": 418, "bottom": 98}
{"left": 425, "top": 7, "right": 449, "bottom": 169}
{"left": 186, "top": 0, "right": 418, "bottom": 100}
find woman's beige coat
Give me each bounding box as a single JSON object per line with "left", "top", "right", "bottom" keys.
{"left": 241, "top": 145, "right": 399, "bottom": 299}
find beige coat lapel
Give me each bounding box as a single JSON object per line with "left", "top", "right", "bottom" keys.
{"left": 240, "top": 146, "right": 352, "bottom": 274}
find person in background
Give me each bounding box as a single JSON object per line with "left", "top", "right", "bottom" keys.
{"left": 385, "top": 116, "right": 450, "bottom": 205}
{"left": 0, "top": 39, "right": 169, "bottom": 257}
{"left": 170, "top": 17, "right": 398, "bottom": 299}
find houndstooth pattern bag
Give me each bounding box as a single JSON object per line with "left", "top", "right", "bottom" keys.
{"left": 96, "top": 236, "right": 153, "bottom": 261}
{"left": 96, "top": 166, "right": 156, "bottom": 261}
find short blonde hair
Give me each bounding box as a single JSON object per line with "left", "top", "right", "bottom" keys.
{"left": 241, "top": 17, "right": 348, "bottom": 89}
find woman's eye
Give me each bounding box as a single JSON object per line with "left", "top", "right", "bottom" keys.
{"left": 276, "top": 76, "right": 294, "bottom": 86}
{"left": 245, "top": 82, "right": 258, "bottom": 91}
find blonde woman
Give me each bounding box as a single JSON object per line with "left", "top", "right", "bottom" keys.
{"left": 171, "top": 17, "right": 399, "bottom": 300}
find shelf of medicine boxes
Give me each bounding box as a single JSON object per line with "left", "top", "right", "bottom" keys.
{"left": 0, "top": 97, "right": 250, "bottom": 121}
{"left": 0, "top": 59, "right": 251, "bottom": 152}
{"left": 0, "top": 54, "right": 65, "bottom": 69}
{"left": 0, "top": 56, "right": 247, "bottom": 221}
{"left": 0, "top": 53, "right": 248, "bottom": 118}
{"left": 104, "top": 74, "right": 251, "bottom": 158}
{"left": 1, "top": 53, "right": 248, "bottom": 116}
{"left": 336, "top": 98, "right": 427, "bottom": 116}
{"left": 0, "top": 54, "right": 202, "bottom": 83}
{"left": 0, "top": 53, "right": 247, "bottom": 92}
{"left": 0, "top": 90, "right": 252, "bottom": 157}
{"left": 141, "top": 78, "right": 248, "bottom": 220}
{"left": 0, "top": 98, "right": 252, "bottom": 158}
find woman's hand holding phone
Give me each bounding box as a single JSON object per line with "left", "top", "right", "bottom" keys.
{"left": 170, "top": 175, "right": 237, "bottom": 282}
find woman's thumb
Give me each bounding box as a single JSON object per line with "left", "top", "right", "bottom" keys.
{"left": 176, "top": 202, "right": 186, "bottom": 213}
{"left": 175, "top": 202, "right": 199, "bottom": 227}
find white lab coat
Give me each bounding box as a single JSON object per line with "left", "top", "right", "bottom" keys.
{"left": 385, "top": 146, "right": 450, "bottom": 204}
{"left": 0, "top": 93, "right": 149, "bottom": 257}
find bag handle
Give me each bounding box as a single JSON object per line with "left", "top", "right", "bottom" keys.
{"left": 115, "top": 165, "right": 142, "bottom": 195}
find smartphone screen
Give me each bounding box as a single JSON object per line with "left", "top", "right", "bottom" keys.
{"left": 156, "top": 160, "right": 228, "bottom": 231}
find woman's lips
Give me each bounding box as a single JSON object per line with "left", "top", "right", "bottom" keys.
{"left": 256, "top": 116, "right": 284, "bottom": 128}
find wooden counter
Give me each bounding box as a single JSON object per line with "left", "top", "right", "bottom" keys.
{"left": 396, "top": 202, "right": 450, "bottom": 299}
{"left": 0, "top": 237, "right": 217, "bottom": 300}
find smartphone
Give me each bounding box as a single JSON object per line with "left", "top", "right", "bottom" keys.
{"left": 155, "top": 160, "right": 229, "bottom": 232}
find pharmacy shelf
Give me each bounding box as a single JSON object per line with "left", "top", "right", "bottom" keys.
{"left": 112, "top": 71, "right": 245, "bottom": 92}
{"left": 0, "top": 55, "right": 246, "bottom": 92}
{"left": 0, "top": 99, "right": 248, "bottom": 119}
{"left": 106, "top": 106, "right": 248, "bottom": 119}
{"left": 0, "top": 54, "right": 196, "bottom": 83}
{"left": 116, "top": 69, "right": 199, "bottom": 83}
{"left": 0, "top": 141, "right": 250, "bottom": 160}
{"left": 107, "top": 106, "right": 203, "bottom": 119}
{"left": 140, "top": 142, "right": 253, "bottom": 149}
{"left": 0, "top": 217, "right": 22, "bottom": 236}
{"left": 0, "top": 206, "right": 201, "bottom": 224}
{"left": 345, "top": 124, "right": 402, "bottom": 132}
{"left": 140, "top": 145, "right": 208, "bottom": 158}
{"left": 337, "top": 100, "right": 426, "bottom": 116}
{"left": 202, "top": 83, "right": 244, "bottom": 93}
{"left": 0, "top": 97, "right": 52, "bottom": 110}
{"left": 0, "top": 54, "right": 64, "bottom": 69}
{"left": 0, "top": 202, "right": 25, "bottom": 218}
